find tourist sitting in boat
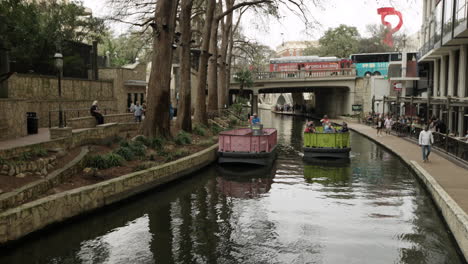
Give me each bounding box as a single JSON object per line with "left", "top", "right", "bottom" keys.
{"left": 320, "top": 115, "right": 329, "bottom": 124}
{"left": 338, "top": 122, "right": 349, "bottom": 132}
{"left": 304, "top": 121, "right": 316, "bottom": 133}
{"left": 324, "top": 122, "right": 335, "bottom": 133}
{"left": 251, "top": 113, "right": 261, "bottom": 124}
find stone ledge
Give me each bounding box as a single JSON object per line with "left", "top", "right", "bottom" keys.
{"left": 0, "top": 144, "right": 218, "bottom": 244}
{"left": 410, "top": 161, "right": 468, "bottom": 261}
{"left": 0, "top": 146, "right": 89, "bottom": 212}
{"left": 50, "top": 127, "right": 73, "bottom": 140}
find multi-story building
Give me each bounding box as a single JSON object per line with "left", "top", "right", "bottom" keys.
{"left": 419, "top": 0, "right": 468, "bottom": 136}
{"left": 275, "top": 41, "right": 319, "bottom": 57}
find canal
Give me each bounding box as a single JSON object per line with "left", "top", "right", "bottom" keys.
{"left": 0, "top": 110, "right": 465, "bottom": 264}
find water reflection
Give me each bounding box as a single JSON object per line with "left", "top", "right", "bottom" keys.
{"left": 216, "top": 164, "right": 276, "bottom": 199}
{"left": 303, "top": 162, "right": 351, "bottom": 186}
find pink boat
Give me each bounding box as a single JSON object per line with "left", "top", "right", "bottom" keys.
{"left": 218, "top": 127, "right": 278, "bottom": 165}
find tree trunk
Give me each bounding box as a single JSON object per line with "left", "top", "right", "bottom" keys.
{"left": 207, "top": 15, "right": 220, "bottom": 112}
{"left": 176, "top": 0, "right": 193, "bottom": 132}
{"left": 194, "top": 0, "right": 216, "bottom": 125}
{"left": 218, "top": 0, "right": 233, "bottom": 109}
{"left": 141, "top": 0, "right": 178, "bottom": 138}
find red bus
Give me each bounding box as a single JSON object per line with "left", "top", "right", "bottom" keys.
{"left": 269, "top": 56, "right": 352, "bottom": 72}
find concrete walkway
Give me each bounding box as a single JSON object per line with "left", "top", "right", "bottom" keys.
{"left": 0, "top": 128, "right": 51, "bottom": 150}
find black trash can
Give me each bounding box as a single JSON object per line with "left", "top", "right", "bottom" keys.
{"left": 27, "top": 112, "right": 38, "bottom": 134}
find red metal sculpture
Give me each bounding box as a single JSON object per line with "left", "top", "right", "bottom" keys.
{"left": 377, "top": 7, "right": 403, "bottom": 47}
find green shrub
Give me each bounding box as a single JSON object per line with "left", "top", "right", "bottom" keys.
{"left": 129, "top": 141, "right": 146, "bottom": 156}
{"left": 115, "top": 147, "right": 135, "bottom": 161}
{"left": 135, "top": 135, "right": 151, "bottom": 146}
{"left": 18, "top": 152, "right": 32, "bottom": 161}
{"left": 228, "top": 117, "right": 238, "bottom": 126}
{"left": 174, "top": 149, "right": 190, "bottom": 158}
{"left": 148, "top": 154, "right": 156, "bottom": 161}
{"left": 193, "top": 124, "right": 207, "bottom": 136}
{"left": 84, "top": 153, "right": 124, "bottom": 169}
{"left": 210, "top": 124, "right": 223, "bottom": 134}
{"left": 119, "top": 140, "right": 131, "bottom": 148}
{"left": 150, "top": 137, "right": 165, "bottom": 151}
{"left": 32, "top": 147, "right": 48, "bottom": 157}
{"left": 84, "top": 155, "right": 107, "bottom": 169}
{"left": 174, "top": 131, "right": 192, "bottom": 145}
{"left": 105, "top": 153, "right": 124, "bottom": 167}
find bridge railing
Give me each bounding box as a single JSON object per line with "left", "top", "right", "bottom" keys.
{"left": 231, "top": 68, "right": 356, "bottom": 82}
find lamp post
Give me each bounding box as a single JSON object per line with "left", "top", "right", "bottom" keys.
{"left": 54, "top": 52, "right": 64, "bottom": 128}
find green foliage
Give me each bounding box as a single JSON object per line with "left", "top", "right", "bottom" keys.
{"left": 17, "top": 147, "right": 48, "bottom": 161}
{"left": 84, "top": 155, "right": 107, "bottom": 169}
{"left": 193, "top": 124, "right": 207, "bottom": 136}
{"left": 0, "top": 0, "right": 106, "bottom": 75}
{"left": 228, "top": 117, "right": 238, "bottom": 127}
{"left": 233, "top": 69, "right": 254, "bottom": 96}
{"left": 105, "top": 153, "right": 124, "bottom": 167}
{"left": 84, "top": 153, "right": 124, "bottom": 169}
{"left": 99, "top": 30, "right": 153, "bottom": 67}
{"left": 115, "top": 147, "right": 135, "bottom": 161}
{"left": 210, "top": 124, "right": 223, "bottom": 134}
{"left": 150, "top": 137, "right": 165, "bottom": 151}
{"left": 148, "top": 154, "right": 156, "bottom": 161}
{"left": 135, "top": 135, "right": 151, "bottom": 147}
{"left": 174, "top": 131, "right": 192, "bottom": 145}
{"left": 231, "top": 103, "right": 244, "bottom": 117}
{"left": 119, "top": 140, "right": 131, "bottom": 148}
{"left": 302, "top": 24, "right": 360, "bottom": 58}
{"left": 129, "top": 141, "right": 146, "bottom": 157}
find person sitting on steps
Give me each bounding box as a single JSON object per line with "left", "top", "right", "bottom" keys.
{"left": 90, "top": 100, "right": 104, "bottom": 125}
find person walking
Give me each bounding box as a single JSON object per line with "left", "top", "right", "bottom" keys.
{"left": 132, "top": 102, "right": 143, "bottom": 122}
{"left": 384, "top": 116, "right": 393, "bottom": 135}
{"left": 419, "top": 125, "right": 434, "bottom": 163}
{"left": 376, "top": 118, "right": 384, "bottom": 137}
{"left": 90, "top": 100, "right": 104, "bottom": 125}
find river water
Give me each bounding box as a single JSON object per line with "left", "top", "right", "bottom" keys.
{"left": 0, "top": 110, "right": 465, "bottom": 264}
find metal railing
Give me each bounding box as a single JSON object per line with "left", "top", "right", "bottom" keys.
{"left": 48, "top": 108, "right": 116, "bottom": 128}
{"left": 363, "top": 121, "right": 468, "bottom": 163}
{"left": 231, "top": 68, "right": 356, "bottom": 82}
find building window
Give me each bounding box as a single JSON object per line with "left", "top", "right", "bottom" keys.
{"left": 434, "top": 2, "right": 443, "bottom": 43}
{"left": 127, "top": 93, "right": 132, "bottom": 110}
{"left": 134, "top": 93, "right": 138, "bottom": 104}
{"left": 443, "top": 0, "right": 454, "bottom": 36}
{"left": 454, "top": 0, "right": 467, "bottom": 29}
{"left": 140, "top": 93, "right": 144, "bottom": 104}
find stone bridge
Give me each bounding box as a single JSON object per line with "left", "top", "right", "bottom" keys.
{"left": 229, "top": 69, "right": 361, "bottom": 117}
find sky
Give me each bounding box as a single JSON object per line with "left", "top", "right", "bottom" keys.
{"left": 83, "top": 0, "right": 422, "bottom": 50}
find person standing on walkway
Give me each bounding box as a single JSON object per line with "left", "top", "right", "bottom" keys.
{"left": 419, "top": 126, "right": 434, "bottom": 163}
{"left": 132, "top": 102, "right": 143, "bottom": 122}
{"left": 376, "top": 118, "right": 384, "bottom": 137}
{"left": 384, "top": 116, "right": 393, "bottom": 135}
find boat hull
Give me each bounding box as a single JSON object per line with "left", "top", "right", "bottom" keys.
{"left": 303, "top": 147, "right": 351, "bottom": 159}
{"left": 218, "top": 146, "right": 277, "bottom": 166}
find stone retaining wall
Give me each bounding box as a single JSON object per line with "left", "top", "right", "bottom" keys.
{"left": 67, "top": 113, "right": 134, "bottom": 129}
{"left": 0, "top": 123, "right": 137, "bottom": 159}
{"left": 0, "top": 147, "right": 88, "bottom": 212}
{"left": 0, "top": 144, "right": 218, "bottom": 244}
